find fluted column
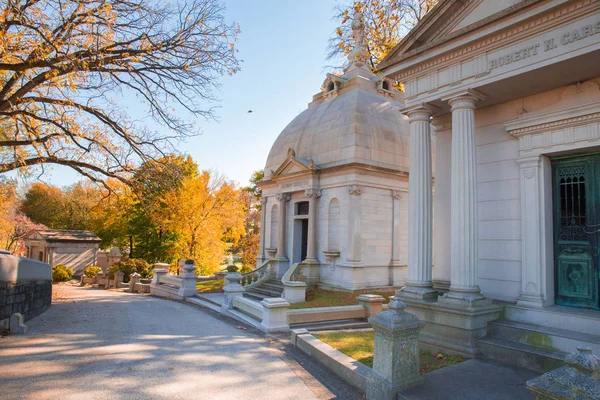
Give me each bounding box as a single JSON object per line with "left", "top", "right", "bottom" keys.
{"left": 399, "top": 104, "right": 438, "bottom": 300}
{"left": 441, "top": 90, "right": 488, "bottom": 306}
{"left": 305, "top": 189, "right": 321, "bottom": 263}
{"left": 276, "top": 193, "right": 291, "bottom": 260}
{"left": 256, "top": 197, "right": 268, "bottom": 267}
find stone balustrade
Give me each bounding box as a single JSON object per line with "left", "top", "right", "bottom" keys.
{"left": 150, "top": 260, "right": 198, "bottom": 300}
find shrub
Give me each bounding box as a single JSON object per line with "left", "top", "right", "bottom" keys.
{"left": 52, "top": 264, "right": 73, "bottom": 282}
{"left": 108, "top": 258, "right": 151, "bottom": 282}
{"left": 240, "top": 265, "right": 253, "bottom": 274}
{"left": 83, "top": 265, "right": 103, "bottom": 278}
{"left": 226, "top": 264, "right": 239, "bottom": 273}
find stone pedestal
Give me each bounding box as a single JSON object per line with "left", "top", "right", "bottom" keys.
{"left": 115, "top": 270, "right": 124, "bottom": 289}
{"left": 151, "top": 268, "right": 168, "bottom": 285}
{"left": 283, "top": 281, "right": 307, "bottom": 303}
{"left": 357, "top": 294, "right": 386, "bottom": 317}
{"left": 404, "top": 297, "right": 502, "bottom": 357}
{"left": 179, "top": 260, "right": 198, "bottom": 298}
{"left": 222, "top": 272, "right": 245, "bottom": 310}
{"left": 260, "top": 297, "right": 290, "bottom": 332}
{"left": 367, "top": 297, "right": 424, "bottom": 400}
{"left": 527, "top": 347, "right": 600, "bottom": 399}
{"left": 129, "top": 272, "right": 141, "bottom": 293}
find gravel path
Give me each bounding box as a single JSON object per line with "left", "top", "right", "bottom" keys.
{"left": 0, "top": 285, "right": 362, "bottom": 400}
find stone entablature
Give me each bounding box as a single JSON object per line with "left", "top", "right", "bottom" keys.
{"left": 505, "top": 100, "right": 600, "bottom": 155}
{"left": 384, "top": 0, "right": 600, "bottom": 105}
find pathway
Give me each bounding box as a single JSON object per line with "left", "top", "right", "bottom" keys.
{"left": 0, "top": 285, "right": 361, "bottom": 400}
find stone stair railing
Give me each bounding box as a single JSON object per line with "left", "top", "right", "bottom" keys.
{"left": 150, "top": 260, "right": 198, "bottom": 300}
{"left": 240, "top": 259, "right": 275, "bottom": 289}
{"left": 281, "top": 262, "right": 307, "bottom": 303}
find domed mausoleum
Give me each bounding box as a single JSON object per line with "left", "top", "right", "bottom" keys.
{"left": 255, "top": 16, "right": 418, "bottom": 292}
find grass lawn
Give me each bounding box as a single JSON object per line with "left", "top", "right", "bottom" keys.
{"left": 314, "top": 330, "right": 466, "bottom": 373}
{"left": 196, "top": 280, "right": 223, "bottom": 293}
{"left": 288, "top": 288, "right": 394, "bottom": 309}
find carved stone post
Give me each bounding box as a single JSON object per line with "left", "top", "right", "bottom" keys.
{"left": 178, "top": 259, "right": 198, "bottom": 298}
{"left": 527, "top": 347, "right": 600, "bottom": 399}
{"left": 222, "top": 271, "right": 245, "bottom": 310}
{"left": 129, "top": 272, "right": 141, "bottom": 293}
{"left": 115, "top": 270, "right": 124, "bottom": 289}
{"left": 367, "top": 297, "right": 424, "bottom": 400}
{"left": 347, "top": 185, "right": 362, "bottom": 264}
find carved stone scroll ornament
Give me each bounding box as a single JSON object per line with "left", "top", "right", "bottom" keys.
{"left": 276, "top": 193, "right": 291, "bottom": 202}
{"left": 305, "top": 189, "right": 322, "bottom": 198}
{"left": 347, "top": 185, "right": 363, "bottom": 196}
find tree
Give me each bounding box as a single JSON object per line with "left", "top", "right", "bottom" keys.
{"left": 164, "top": 171, "right": 245, "bottom": 275}
{"left": 0, "top": 0, "right": 240, "bottom": 186}
{"left": 236, "top": 169, "right": 263, "bottom": 268}
{"left": 327, "top": 0, "right": 439, "bottom": 72}
{"left": 0, "top": 178, "right": 44, "bottom": 253}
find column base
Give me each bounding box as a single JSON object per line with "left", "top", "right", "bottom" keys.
{"left": 437, "top": 287, "right": 491, "bottom": 308}
{"left": 516, "top": 293, "right": 545, "bottom": 308}
{"left": 403, "top": 297, "right": 502, "bottom": 357}
{"left": 398, "top": 283, "right": 438, "bottom": 301}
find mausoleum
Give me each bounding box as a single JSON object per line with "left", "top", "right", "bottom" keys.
{"left": 256, "top": 14, "right": 415, "bottom": 291}
{"left": 377, "top": 0, "right": 600, "bottom": 368}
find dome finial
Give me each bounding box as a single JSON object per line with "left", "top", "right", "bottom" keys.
{"left": 346, "top": 11, "right": 368, "bottom": 70}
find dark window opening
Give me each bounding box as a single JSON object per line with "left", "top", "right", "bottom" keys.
{"left": 326, "top": 81, "right": 335, "bottom": 92}
{"left": 296, "top": 201, "right": 309, "bottom": 216}
{"left": 382, "top": 80, "right": 389, "bottom": 90}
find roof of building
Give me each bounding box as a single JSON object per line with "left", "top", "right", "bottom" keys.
{"left": 24, "top": 229, "right": 102, "bottom": 243}
{"left": 264, "top": 13, "right": 411, "bottom": 179}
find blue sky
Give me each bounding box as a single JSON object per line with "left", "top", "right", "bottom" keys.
{"left": 35, "top": 0, "right": 341, "bottom": 189}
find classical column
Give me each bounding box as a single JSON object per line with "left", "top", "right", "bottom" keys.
{"left": 399, "top": 104, "right": 438, "bottom": 300}
{"left": 256, "top": 197, "right": 268, "bottom": 267}
{"left": 517, "top": 156, "right": 549, "bottom": 308}
{"left": 347, "top": 185, "right": 362, "bottom": 264}
{"left": 276, "top": 193, "right": 291, "bottom": 260}
{"left": 441, "top": 89, "right": 488, "bottom": 306}
{"left": 304, "top": 189, "right": 321, "bottom": 263}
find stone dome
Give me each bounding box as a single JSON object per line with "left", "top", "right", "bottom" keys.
{"left": 264, "top": 70, "right": 410, "bottom": 179}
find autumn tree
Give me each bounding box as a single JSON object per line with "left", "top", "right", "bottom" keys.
{"left": 235, "top": 169, "right": 263, "bottom": 269}
{"left": 328, "top": 0, "right": 439, "bottom": 72}
{"left": 0, "top": 0, "right": 240, "bottom": 186}
{"left": 0, "top": 177, "right": 44, "bottom": 253}
{"left": 164, "top": 171, "right": 245, "bottom": 275}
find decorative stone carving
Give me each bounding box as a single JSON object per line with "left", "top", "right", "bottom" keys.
{"left": 347, "top": 184, "right": 363, "bottom": 196}
{"left": 304, "top": 188, "right": 322, "bottom": 198}
{"left": 527, "top": 347, "right": 600, "bottom": 400}
{"left": 367, "top": 297, "right": 424, "bottom": 400}
{"left": 276, "top": 193, "right": 291, "bottom": 202}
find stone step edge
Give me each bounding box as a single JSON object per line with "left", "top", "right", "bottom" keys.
{"left": 490, "top": 319, "right": 600, "bottom": 344}
{"left": 477, "top": 337, "right": 568, "bottom": 361}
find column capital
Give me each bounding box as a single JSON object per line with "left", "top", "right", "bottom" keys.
{"left": 347, "top": 184, "right": 363, "bottom": 196}
{"left": 517, "top": 155, "right": 542, "bottom": 168}
{"left": 276, "top": 193, "right": 291, "bottom": 202}
{"left": 442, "top": 89, "right": 486, "bottom": 111}
{"left": 259, "top": 196, "right": 268, "bottom": 205}
{"left": 402, "top": 103, "right": 441, "bottom": 120}
{"left": 305, "top": 188, "right": 322, "bottom": 198}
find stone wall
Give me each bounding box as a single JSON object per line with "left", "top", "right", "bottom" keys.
{"left": 0, "top": 280, "right": 52, "bottom": 329}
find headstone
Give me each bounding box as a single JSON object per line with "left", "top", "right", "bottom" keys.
{"left": 527, "top": 346, "right": 600, "bottom": 400}
{"left": 366, "top": 296, "right": 424, "bottom": 400}
{"left": 9, "top": 313, "right": 28, "bottom": 334}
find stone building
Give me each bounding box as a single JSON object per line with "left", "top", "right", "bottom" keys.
{"left": 23, "top": 229, "right": 101, "bottom": 274}
{"left": 376, "top": 0, "right": 600, "bottom": 367}
{"left": 256, "top": 14, "right": 415, "bottom": 291}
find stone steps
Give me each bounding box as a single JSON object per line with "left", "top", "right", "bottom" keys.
{"left": 262, "top": 282, "right": 284, "bottom": 291}
{"left": 487, "top": 319, "right": 600, "bottom": 355}
{"left": 290, "top": 318, "right": 371, "bottom": 332}
{"left": 478, "top": 336, "right": 567, "bottom": 372}
{"left": 250, "top": 286, "right": 283, "bottom": 297}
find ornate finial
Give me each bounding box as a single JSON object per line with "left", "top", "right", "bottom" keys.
{"left": 388, "top": 296, "right": 407, "bottom": 313}
{"left": 565, "top": 346, "right": 600, "bottom": 373}
{"left": 347, "top": 11, "right": 368, "bottom": 69}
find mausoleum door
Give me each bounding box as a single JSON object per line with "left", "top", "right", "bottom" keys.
{"left": 552, "top": 154, "right": 600, "bottom": 310}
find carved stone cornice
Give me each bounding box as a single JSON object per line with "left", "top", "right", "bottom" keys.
{"left": 347, "top": 185, "right": 363, "bottom": 196}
